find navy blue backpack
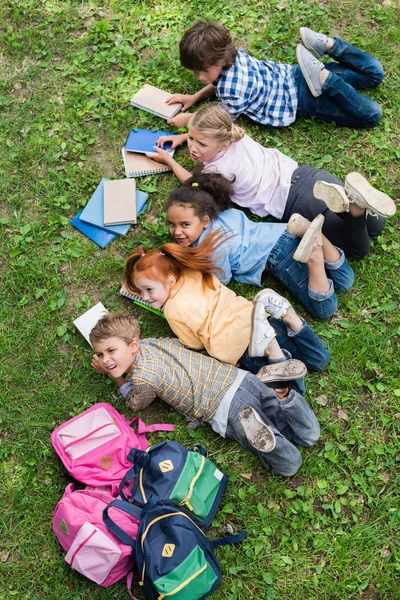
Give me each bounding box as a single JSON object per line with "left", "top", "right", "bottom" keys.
{"left": 119, "top": 441, "right": 228, "bottom": 530}
{"left": 103, "top": 497, "right": 246, "bottom": 600}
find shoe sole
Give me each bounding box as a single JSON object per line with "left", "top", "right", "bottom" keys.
{"left": 345, "top": 172, "right": 396, "bottom": 217}
{"left": 256, "top": 359, "right": 307, "bottom": 383}
{"left": 238, "top": 406, "right": 276, "bottom": 453}
{"left": 313, "top": 181, "right": 349, "bottom": 213}
{"left": 296, "top": 44, "right": 321, "bottom": 98}
{"left": 299, "top": 27, "right": 323, "bottom": 58}
{"left": 293, "top": 214, "right": 324, "bottom": 262}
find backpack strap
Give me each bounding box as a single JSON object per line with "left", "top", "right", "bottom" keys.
{"left": 189, "top": 444, "right": 207, "bottom": 456}
{"left": 102, "top": 499, "right": 143, "bottom": 548}
{"left": 129, "top": 417, "right": 175, "bottom": 436}
{"left": 209, "top": 531, "right": 247, "bottom": 550}
{"left": 127, "top": 572, "right": 140, "bottom": 600}
{"left": 119, "top": 450, "right": 151, "bottom": 501}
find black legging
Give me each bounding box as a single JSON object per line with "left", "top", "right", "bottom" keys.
{"left": 281, "top": 166, "right": 385, "bottom": 259}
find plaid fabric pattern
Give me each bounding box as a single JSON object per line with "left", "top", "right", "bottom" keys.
{"left": 214, "top": 49, "right": 298, "bottom": 127}
{"left": 123, "top": 338, "right": 237, "bottom": 423}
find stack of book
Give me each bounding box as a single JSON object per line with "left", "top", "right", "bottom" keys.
{"left": 71, "top": 178, "right": 149, "bottom": 248}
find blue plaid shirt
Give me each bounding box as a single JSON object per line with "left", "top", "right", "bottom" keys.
{"left": 214, "top": 48, "right": 298, "bottom": 127}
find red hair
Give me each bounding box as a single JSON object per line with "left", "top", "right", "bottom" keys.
{"left": 125, "top": 230, "right": 227, "bottom": 294}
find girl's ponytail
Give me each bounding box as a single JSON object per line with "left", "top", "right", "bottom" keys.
{"left": 231, "top": 122, "right": 245, "bottom": 142}
{"left": 190, "top": 104, "right": 244, "bottom": 144}
{"left": 125, "top": 230, "right": 227, "bottom": 293}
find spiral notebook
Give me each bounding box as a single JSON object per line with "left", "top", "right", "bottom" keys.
{"left": 130, "top": 84, "right": 183, "bottom": 120}
{"left": 119, "top": 283, "right": 165, "bottom": 318}
{"left": 121, "top": 147, "right": 172, "bottom": 178}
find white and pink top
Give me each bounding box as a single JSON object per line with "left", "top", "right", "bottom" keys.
{"left": 202, "top": 134, "right": 298, "bottom": 219}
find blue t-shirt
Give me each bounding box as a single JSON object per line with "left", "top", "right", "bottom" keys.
{"left": 192, "top": 208, "right": 286, "bottom": 286}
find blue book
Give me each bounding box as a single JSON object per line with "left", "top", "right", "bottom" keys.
{"left": 125, "top": 128, "right": 176, "bottom": 155}
{"left": 80, "top": 179, "right": 149, "bottom": 236}
{"left": 71, "top": 211, "right": 117, "bottom": 248}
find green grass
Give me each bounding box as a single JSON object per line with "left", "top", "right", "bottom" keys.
{"left": 0, "top": 1, "right": 399, "bottom": 599}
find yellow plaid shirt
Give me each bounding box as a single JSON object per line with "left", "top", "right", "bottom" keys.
{"left": 122, "top": 338, "right": 237, "bottom": 424}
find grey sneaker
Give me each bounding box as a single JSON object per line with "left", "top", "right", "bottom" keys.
{"left": 293, "top": 214, "right": 324, "bottom": 263}
{"left": 238, "top": 406, "right": 276, "bottom": 453}
{"left": 299, "top": 27, "right": 328, "bottom": 58}
{"left": 253, "top": 289, "right": 291, "bottom": 319}
{"left": 344, "top": 172, "right": 397, "bottom": 217}
{"left": 296, "top": 44, "right": 324, "bottom": 97}
{"left": 286, "top": 213, "right": 311, "bottom": 237}
{"left": 256, "top": 359, "right": 307, "bottom": 384}
{"left": 248, "top": 301, "right": 276, "bottom": 357}
{"left": 313, "top": 181, "right": 350, "bottom": 213}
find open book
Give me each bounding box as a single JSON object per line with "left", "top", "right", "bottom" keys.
{"left": 130, "top": 84, "right": 183, "bottom": 120}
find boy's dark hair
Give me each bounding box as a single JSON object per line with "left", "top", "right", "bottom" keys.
{"left": 89, "top": 313, "right": 140, "bottom": 347}
{"left": 166, "top": 167, "right": 234, "bottom": 220}
{"left": 179, "top": 21, "right": 238, "bottom": 71}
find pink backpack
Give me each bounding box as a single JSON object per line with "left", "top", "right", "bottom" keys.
{"left": 51, "top": 403, "right": 174, "bottom": 494}
{"left": 53, "top": 484, "right": 139, "bottom": 587}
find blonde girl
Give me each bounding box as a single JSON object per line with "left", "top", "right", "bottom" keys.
{"left": 148, "top": 105, "right": 396, "bottom": 259}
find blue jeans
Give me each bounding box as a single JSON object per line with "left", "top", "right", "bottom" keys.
{"left": 239, "top": 318, "right": 330, "bottom": 394}
{"left": 294, "top": 37, "right": 383, "bottom": 128}
{"left": 226, "top": 374, "right": 320, "bottom": 476}
{"left": 267, "top": 231, "right": 354, "bottom": 319}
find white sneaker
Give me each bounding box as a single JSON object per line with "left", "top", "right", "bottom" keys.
{"left": 293, "top": 214, "right": 324, "bottom": 263}
{"left": 238, "top": 406, "right": 276, "bottom": 452}
{"left": 248, "top": 301, "right": 276, "bottom": 357}
{"left": 345, "top": 172, "right": 397, "bottom": 217}
{"left": 253, "top": 289, "right": 291, "bottom": 319}
{"left": 313, "top": 180, "right": 350, "bottom": 213}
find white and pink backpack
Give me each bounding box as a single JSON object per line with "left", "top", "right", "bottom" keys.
{"left": 53, "top": 484, "right": 139, "bottom": 587}
{"left": 51, "top": 402, "right": 174, "bottom": 495}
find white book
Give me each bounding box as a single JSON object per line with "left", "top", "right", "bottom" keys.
{"left": 130, "top": 84, "right": 183, "bottom": 120}
{"left": 73, "top": 302, "right": 109, "bottom": 346}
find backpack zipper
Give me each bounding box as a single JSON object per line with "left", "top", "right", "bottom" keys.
{"left": 178, "top": 454, "right": 205, "bottom": 512}
{"left": 139, "top": 512, "right": 205, "bottom": 586}
{"left": 157, "top": 563, "right": 208, "bottom": 599}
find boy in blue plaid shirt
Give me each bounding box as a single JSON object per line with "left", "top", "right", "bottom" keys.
{"left": 166, "top": 21, "right": 383, "bottom": 130}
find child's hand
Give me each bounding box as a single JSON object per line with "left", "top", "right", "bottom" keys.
{"left": 167, "top": 112, "right": 193, "bottom": 128}
{"left": 166, "top": 93, "right": 195, "bottom": 111}
{"left": 91, "top": 354, "right": 108, "bottom": 375}
{"left": 145, "top": 146, "right": 172, "bottom": 165}
{"left": 156, "top": 133, "right": 187, "bottom": 150}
